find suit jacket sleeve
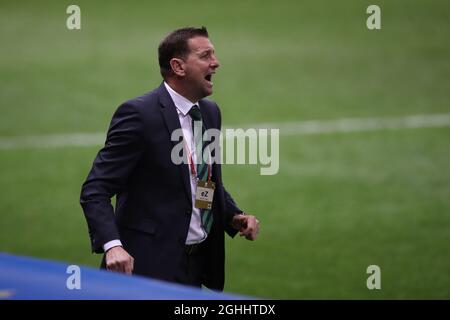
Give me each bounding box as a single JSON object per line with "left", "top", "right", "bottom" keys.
{"left": 80, "top": 102, "right": 144, "bottom": 253}
{"left": 216, "top": 103, "right": 244, "bottom": 238}
{"left": 223, "top": 186, "right": 243, "bottom": 237}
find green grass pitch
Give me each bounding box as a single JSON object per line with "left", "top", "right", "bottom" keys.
{"left": 0, "top": 0, "right": 449, "bottom": 298}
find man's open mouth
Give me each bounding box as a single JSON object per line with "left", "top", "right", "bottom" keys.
{"left": 205, "top": 74, "right": 213, "bottom": 84}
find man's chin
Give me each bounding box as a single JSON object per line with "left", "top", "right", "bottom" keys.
{"left": 201, "top": 88, "right": 213, "bottom": 98}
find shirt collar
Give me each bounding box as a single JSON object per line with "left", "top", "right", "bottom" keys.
{"left": 164, "top": 81, "right": 198, "bottom": 116}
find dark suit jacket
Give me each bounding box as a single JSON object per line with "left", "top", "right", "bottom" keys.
{"left": 80, "top": 82, "right": 242, "bottom": 290}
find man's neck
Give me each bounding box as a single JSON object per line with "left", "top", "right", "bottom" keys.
{"left": 165, "top": 79, "right": 198, "bottom": 103}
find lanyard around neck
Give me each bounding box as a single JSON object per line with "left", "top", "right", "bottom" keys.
{"left": 181, "top": 131, "right": 212, "bottom": 182}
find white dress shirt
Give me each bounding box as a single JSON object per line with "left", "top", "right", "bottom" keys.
{"left": 163, "top": 82, "right": 208, "bottom": 245}
{"left": 103, "top": 82, "right": 207, "bottom": 252}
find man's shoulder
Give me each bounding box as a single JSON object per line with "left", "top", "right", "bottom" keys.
{"left": 200, "top": 98, "right": 218, "bottom": 107}
{"left": 108, "top": 85, "right": 164, "bottom": 127}
{"left": 199, "top": 98, "right": 220, "bottom": 114}
{"left": 112, "top": 85, "right": 166, "bottom": 120}
{"left": 123, "top": 86, "right": 161, "bottom": 109}
{"left": 199, "top": 98, "right": 222, "bottom": 128}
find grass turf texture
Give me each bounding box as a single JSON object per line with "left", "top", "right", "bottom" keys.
{"left": 0, "top": 0, "right": 449, "bottom": 298}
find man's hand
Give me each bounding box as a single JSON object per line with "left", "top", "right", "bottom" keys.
{"left": 105, "top": 246, "right": 134, "bottom": 274}
{"left": 231, "top": 214, "right": 260, "bottom": 240}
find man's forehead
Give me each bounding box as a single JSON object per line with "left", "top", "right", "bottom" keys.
{"left": 188, "top": 36, "right": 215, "bottom": 52}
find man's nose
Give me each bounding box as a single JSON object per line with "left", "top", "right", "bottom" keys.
{"left": 211, "top": 55, "right": 220, "bottom": 69}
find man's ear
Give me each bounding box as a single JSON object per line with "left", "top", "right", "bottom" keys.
{"left": 169, "top": 58, "right": 185, "bottom": 77}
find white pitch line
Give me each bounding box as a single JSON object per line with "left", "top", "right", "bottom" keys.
{"left": 250, "top": 113, "right": 450, "bottom": 135}
{"left": 1, "top": 113, "right": 450, "bottom": 150}
{"left": 0, "top": 133, "right": 106, "bottom": 150}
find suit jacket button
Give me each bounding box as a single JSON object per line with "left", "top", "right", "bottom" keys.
{"left": 185, "top": 209, "right": 191, "bottom": 215}
{"left": 178, "top": 238, "right": 184, "bottom": 245}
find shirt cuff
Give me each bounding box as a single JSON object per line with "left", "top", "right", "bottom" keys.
{"left": 103, "top": 239, "right": 123, "bottom": 252}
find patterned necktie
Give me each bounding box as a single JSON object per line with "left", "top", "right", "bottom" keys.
{"left": 188, "top": 105, "right": 213, "bottom": 233}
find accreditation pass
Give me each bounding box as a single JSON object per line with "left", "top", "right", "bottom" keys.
{"left": 195, "top": 180, "right": 215, "bottom": 210}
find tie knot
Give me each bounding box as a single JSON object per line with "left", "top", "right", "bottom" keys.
{"left": 188, "top": 105, "right": 202, "bottom": 121}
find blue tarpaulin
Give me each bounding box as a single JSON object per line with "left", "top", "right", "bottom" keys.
{"left": 0, "top": 252, "right": 248, "bottom": 300}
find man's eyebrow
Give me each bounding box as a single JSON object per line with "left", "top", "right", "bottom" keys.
{"left": 196, "top": 47, "right": 215, "bottom": 55}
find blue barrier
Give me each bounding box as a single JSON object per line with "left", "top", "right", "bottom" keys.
{"left": 0, "top": 252, "right": 248, "bottom": 300}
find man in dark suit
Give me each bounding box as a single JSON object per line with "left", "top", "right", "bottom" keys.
{"left": 80, "top": 27, "right": 260, "bottom": 291}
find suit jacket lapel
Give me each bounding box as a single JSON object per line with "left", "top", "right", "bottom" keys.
{"left": 157, "top": 83, "right": 192, "bottom": 205}
{"left": 198, "top": 100, "right": 213, "bottom": 132}
{"left": 198, "top": 101, "right": 222, "bottom": 222}
{"left": 198, "top": 100, "right": 220, "bottom": 182}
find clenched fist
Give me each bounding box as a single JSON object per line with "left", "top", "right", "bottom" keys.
{"left": 231, "top": 213, "right": 260, "bottom": 241}
{"left": 105, "top": 246, "right": 134, "bottom": 274}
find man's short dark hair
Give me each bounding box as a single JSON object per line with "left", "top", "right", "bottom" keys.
{"left": 158, "top": 26, "right": 209, "bottom": 79}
